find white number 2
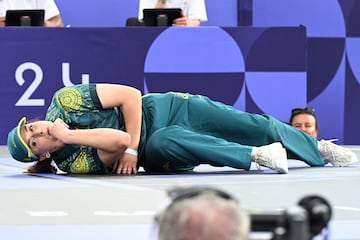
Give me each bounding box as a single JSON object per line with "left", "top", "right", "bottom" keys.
{"left": 15, "top": 62, "right": 44, "bottom": 106}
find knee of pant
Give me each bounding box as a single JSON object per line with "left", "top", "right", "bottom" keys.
{"left": 144, "top": 128, "right": 179, "bottom": 172}
{"left": 145, "top": 127, "right": 179, "bottom": 160}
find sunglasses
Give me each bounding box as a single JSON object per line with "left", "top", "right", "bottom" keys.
{"left": 291, "top": 107, "right": 315, "bottom": 116}
{"left": 168, "top": 186, "right": 236, "bottom": 203}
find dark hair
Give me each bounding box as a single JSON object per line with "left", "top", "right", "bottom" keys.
{"left": 289, "top": 107, "right": 318, "bottom": 130}
{"left": 26, "top": 157, "right": 57, "bottom": 174}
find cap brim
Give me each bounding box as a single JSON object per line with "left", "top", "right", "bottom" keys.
{"left": 8, "top": 117, "right": 37, "bottom": 162}
{"left": 16, "top": 117, "right": 33, "bottom": 159}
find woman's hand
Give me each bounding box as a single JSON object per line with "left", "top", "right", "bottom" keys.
{"left": 49, "top": 118, "right": 70, "bottom": 142}
{"left": 115, "top": 153, "right": 138, "bottom": 175}
{"left": 50, "top": 117, "right": 132, "bottom": 170}
{"left": 173, "top": 12, "right": 201, "bottom": 27}
{"left": 173, "top": 16, "right": 188, "bottom": 26}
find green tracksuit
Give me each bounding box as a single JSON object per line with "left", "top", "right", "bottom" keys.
{"left": 45, "top": 84, "right": 324, "bottom": 174}
{"left": 139, "top": 92, "right": 324, "bottom": 173}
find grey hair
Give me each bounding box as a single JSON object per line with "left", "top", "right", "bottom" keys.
{"left": 157, "top": 191, "right": 250, "bottom": 240}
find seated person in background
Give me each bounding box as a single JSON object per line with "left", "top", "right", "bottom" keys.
{"left": 290, "top": 107, "right": 318, "bottom": 138}
{"left": 155, "top": 186, "right": 250, "bottom": 240}
{"left": 138, "top": 0, "right": 207, "bottom": 26}
{"left": 0, "top": 0, "right": 63, "bottom": 27}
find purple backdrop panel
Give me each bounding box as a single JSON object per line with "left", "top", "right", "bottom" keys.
{"left": 250, "top": 0, "right": 360, "bottom": 144}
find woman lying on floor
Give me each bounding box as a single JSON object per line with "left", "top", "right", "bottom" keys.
{"left": 7, "top": 84, "right": 359, "bottom": 175}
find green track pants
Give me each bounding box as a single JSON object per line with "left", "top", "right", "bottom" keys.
{"left": 139, "top": 92, "right": 323, "bottom": 173}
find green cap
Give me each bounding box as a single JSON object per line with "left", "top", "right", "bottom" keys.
{"left": 7, "top": 117, "right": 38, "bottom": 162}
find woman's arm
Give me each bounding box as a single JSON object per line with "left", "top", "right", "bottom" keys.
{"left": 95, "top": 84, "right": 142, "bottom": 174}
{"left": 50, "top": 118, "right": 131, "bottom": 167}
{"left": 96, "top": 84, "right": 142, "bottom": 152}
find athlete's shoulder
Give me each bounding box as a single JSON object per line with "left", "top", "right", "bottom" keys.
{"left": 55, "top": 84, "right": 95, "bottom": 95}
{"left": 51, "top": 84, "right": 95, "bottom": 112}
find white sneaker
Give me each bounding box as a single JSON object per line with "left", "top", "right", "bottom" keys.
{"left": 319, "top": 140, "right": 359, "bottom": 167}
{"left": 252, "top": 142, "right": 288, "bottom": 174}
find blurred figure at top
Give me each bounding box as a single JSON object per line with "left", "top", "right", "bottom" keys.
{"left": 138, "top": 0, "right": 207, "bottom": 26}
{"left": 0, "top": 0, "right": 63, "bottom": 27}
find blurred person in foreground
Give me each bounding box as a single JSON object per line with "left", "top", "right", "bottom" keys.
{"left": 154, "top": 186, "right": 249, "bottom": 240}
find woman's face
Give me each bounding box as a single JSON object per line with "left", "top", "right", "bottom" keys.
{"left": 291, "top": 114, "right": 318, "bottom": 138}
{"left": 20, "top": 120, "right": 58, "bottom": 157}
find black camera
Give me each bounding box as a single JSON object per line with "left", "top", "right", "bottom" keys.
{"left": 156, "top": 186, "right": 332, "bottom": 240}
{"left": 250, "top": 195, "right": 332, "bottom": 240}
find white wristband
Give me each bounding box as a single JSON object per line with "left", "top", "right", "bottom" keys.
{"left": 125, "top": 148, "right": 138, "bottom": 156}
